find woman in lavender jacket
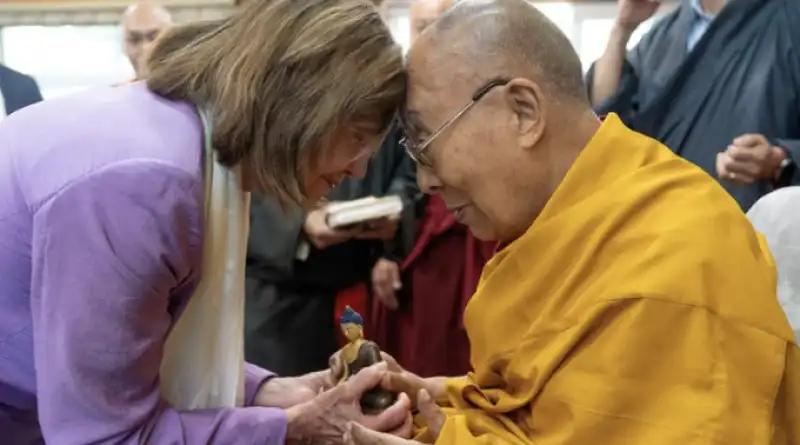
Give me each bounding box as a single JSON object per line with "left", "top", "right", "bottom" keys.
{"left": 0, "top": 0, "right": 410, "bottom": 443}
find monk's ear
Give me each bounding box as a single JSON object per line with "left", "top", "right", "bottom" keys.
{"left": 504, "top": 78, "right": 546, "bottom": 151}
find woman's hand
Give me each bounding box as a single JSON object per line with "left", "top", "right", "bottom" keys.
{"left": 254, "top": 369, "right": 336, "bottom": 409}
{"left": 285, "top": 362, "right": 413, "bottom": 444}
{"left": 328, "top": 349, "right": 455, "bottom": 407}
{"left": 342, "top": 389, "right": 445, "bottom": 444}
{"left": 304, "top": 207, "right": 358, "bottom": 250}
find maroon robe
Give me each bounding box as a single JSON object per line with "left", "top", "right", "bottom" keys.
{"left": 371, "top": 195, "right": 495, "bottom": 377}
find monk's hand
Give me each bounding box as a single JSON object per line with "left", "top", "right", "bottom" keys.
{"left": 417, "top": 389, "right": 445, "bottom": 439}
{"left": 344, "top": 422, "right": 423, "bottom": 445}
{"left": 304, "top": 207, "right": 358, "bottom": 250}
{"left": 285, "top": 362, "right": 413, "bottom": 444}
{"left": 372, "top": 258, "right": 401, "bottom": 310}
{"left": 380, "top": 352, "right": 451, "bottom": 407}
{"left": 254, "top": 369, "right": 335, "bottom": 409}
{"left": 716, "top": 134, "right": 786, "bottom": 185}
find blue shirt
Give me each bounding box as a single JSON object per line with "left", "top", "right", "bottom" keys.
{"left": 687, "top": 0, "right": 717, "bottom": 51}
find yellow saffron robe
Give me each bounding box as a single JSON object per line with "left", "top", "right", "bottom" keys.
{"left": 432, "top": 114, "right": 800, "bottom": 444}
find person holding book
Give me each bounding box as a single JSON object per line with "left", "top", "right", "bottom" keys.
{"left": 244, "top": 123, "right": 418, "bottom": 377}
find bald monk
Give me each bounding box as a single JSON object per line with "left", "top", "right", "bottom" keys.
{"left": 345, "top": 0, "right": 800, "bottom": 443}
{"left": 122, "top": 2, "right": 173, "bottom": 78}
{"left": 370, "top": 0, "right": 496, "bottom": 379}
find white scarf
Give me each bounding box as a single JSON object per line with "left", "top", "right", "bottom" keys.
{"left": 159, "top": 107, "right": 251, "bottom": 409}
{"left": 747, "top": 187, "right": 800, "bottom": 342}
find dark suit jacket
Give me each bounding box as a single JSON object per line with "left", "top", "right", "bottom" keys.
{"left": 0, "top": 65, "right": 43, "bottom": 115}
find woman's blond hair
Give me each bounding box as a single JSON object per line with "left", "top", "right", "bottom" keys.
{"left": 146, "top": 0, "right": 405, "bottom": 207}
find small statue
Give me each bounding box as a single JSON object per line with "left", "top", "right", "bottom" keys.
{"left": 332, "top": 306, "right": 396, "bottom": 414}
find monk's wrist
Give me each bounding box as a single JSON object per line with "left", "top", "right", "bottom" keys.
{"left": 426, "top": 376, "right": 455, "bottom": 404}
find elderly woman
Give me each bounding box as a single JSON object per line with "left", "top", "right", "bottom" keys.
{"left": 0, "top": 0, "right": 410, "bottom": 444}
{"left": 748, "top": 186, "right": 800, "bottom": 341}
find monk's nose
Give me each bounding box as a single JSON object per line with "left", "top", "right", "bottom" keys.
{"left": 417, "top": 167, "right": 443, "bottom": 195}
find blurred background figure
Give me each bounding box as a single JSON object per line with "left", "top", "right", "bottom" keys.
{"left": 0, "top": 64, "right": 42, "bottom": 117}
{"left": 122, "top": 2, "right": 173, "bottom": 78}
{"left": 408, "top": 0, "right": 451, "bottom": 36}
{"left": 588, "top": 0, "right": 800, "bottom": 210}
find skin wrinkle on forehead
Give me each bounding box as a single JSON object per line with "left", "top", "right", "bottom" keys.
{"left": 406, "top": 4, "right": 514, "bottom": 128}
{"left": 403, "top": 0, "right": 460, "bottom": 139}
{"left": 404, "top": 47, "right": 487, "bottom": 144}
{"left": 402, "top": 77, "right": 440, "bottom": 142}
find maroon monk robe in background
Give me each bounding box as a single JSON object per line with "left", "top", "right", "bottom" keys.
{"left": 371, "top": 195, "right": 495, "bottom": 377}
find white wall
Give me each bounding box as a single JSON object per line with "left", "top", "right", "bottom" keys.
{"left": 0, "top": 0, "right": 232, "bottom": 99}
{"left": 384, "top": 1, "right": 680, "bottom": 70}
{"left": 2, "top": 25, "right": 133, "bottom": 98}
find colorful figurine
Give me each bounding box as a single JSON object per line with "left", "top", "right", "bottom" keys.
{"left": 333, "top": 306, "right": 396, "bottom": 414}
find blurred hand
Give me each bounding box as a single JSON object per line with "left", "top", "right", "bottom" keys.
{"left": 344, "top": 422, "right": 423, "bottom": 445}
{"left": 372, "top": 259, "right": 402, "bottom": 310}
{"left": 355, "top": 217, "right": 399, "bottom": 240}
{"left": 342, "top": 388, "right": 445, "bottom": 444}
{"left": 616, "top": 0, "right": 661, "bottom": 29}
{"left": 304, "top": 207, "right": 357, "bottom": 250}
{"left": 328, "top": 351, "right": 453, "bottom": 408}
{"left": 285, "top": 363, "right": 413, "bottom": 444}
{"left": 416, "top": 389, "right": 445, "bottom": 439}
{"left": 254, "top": 369, "right": 336, "bottom": 409}
{"left": 716, "top": 134, "right": 785, "bottom": 186}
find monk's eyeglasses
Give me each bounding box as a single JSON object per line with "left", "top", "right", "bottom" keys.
{"left": 400, "top": 77, "right": 510, "bottom": 168}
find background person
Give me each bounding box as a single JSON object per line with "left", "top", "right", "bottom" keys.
{"left": 122, "top": 2, "right": 173, "bottom": 79}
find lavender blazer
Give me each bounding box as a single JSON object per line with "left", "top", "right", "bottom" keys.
{"left": 0, "top": 82, "right": 287, "bottom": 444}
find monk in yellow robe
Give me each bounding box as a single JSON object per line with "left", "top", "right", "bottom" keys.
{"left": 343, "top": 0, "right": 800, "bottom": 443}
